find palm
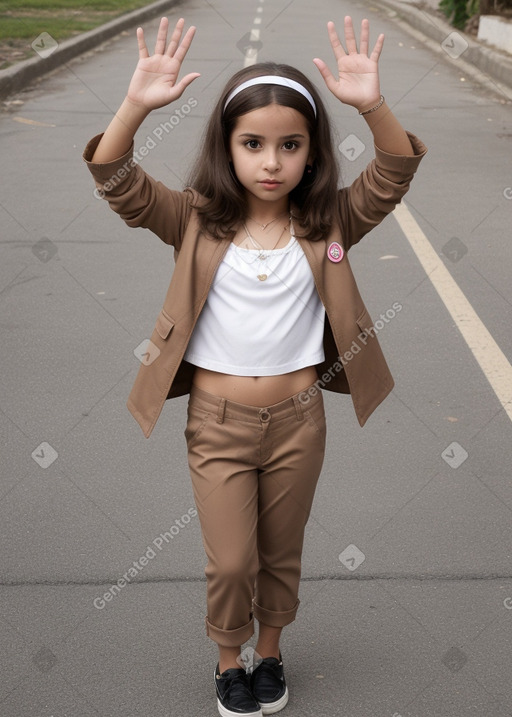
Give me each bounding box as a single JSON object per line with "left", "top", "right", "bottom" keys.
{"left": 313, "top": 17, "right": 383, "bottom": 111}
{"left": 128, "top": 54, "right": 185, "bottom": 108}
{"left": 126, "top": 17, "right": 200, "bottom": 111}
{"left": 336, "top": 54, "right": 379, "bottom": 107}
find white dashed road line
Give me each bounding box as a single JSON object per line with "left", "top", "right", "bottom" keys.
{"left": 243, "top": 0, "right": 265, "bottom": 67}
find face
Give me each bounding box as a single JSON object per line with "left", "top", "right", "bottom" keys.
{"left": 229, "top": 103, "right": 313, "bottom": 213}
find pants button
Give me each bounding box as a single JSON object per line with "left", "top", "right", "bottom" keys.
{"left": 259, "top": 409, "right": 271, "bottom": 422}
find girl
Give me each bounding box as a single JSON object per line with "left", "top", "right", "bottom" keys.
{"left": 84, "top": 15, "right": 426, "bottom": 717}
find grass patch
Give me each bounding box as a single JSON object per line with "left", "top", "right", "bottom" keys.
{"left": 0, "top": 0, "right": 155, "bottom": 69}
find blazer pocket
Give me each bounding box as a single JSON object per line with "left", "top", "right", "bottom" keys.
{"left": 355, "top": 308, "right": 374, "bottom": 334}
{"left": 155, "top": 309, "right": 175, "bottom": 340}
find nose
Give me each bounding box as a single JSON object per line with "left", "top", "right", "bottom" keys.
{"left": 263, "top": 150, "right": 280, "bottom": 172}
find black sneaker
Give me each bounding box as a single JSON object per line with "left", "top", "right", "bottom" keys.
{"left": 215, "top": 664, "right": 263, "bottom": 717}
{"left": 250, "top": 654, "right": 289, "bottom": 714}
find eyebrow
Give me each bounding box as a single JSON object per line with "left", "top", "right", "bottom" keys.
{"left": 237, "top": 132, "right": 306, "bottom": 140}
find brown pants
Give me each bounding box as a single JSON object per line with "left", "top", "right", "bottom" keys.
{"left": 184, "top": 382, "right": 326, "bottom": 647}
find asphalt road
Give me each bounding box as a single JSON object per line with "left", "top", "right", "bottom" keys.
{"left": 1, "top": 0, "right": 511, "bottom": 715}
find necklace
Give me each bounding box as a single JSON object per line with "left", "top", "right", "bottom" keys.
{"left": 246, "top": 211, "right": 288, "bottom": 231}
{"left": 242, "top": 219, "right": 290, "bottom": 281}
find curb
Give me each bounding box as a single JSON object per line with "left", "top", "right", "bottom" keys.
{"left": 374, "top": 0, "right": 512, "bottom": 97}
{"left": 0, "top": 0, "right": 179, "bottom": 101}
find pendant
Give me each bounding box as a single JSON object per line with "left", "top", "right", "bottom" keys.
{"left": 257, "top": 274, "right": 268, "bottom": 281}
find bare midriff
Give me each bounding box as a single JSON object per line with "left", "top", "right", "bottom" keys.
{"left": 191, "top": 365, "right": 318, "bottom": 406}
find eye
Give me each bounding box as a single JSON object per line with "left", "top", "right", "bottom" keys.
{"left": 283, "top": 141, "right": 299, "bottom": 151}
{"left": 244, "top": 139, "right": 261, "bottom": 150}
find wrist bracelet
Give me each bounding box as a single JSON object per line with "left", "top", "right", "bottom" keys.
{"left": 359, "top": 95, "right": 385, "bottom": 115}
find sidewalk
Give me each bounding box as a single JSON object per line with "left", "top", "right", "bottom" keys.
{"left": 1, "top": 0, "right": 512, "bottom": 102}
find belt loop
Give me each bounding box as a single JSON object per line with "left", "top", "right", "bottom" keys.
{"left": 216, "top": 397, "right": 226, "bottom": 424}
{"left": 293, "top": 394, "right": 303, "bottom": 421}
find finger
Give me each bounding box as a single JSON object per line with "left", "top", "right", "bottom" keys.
{"left": 136, "top": 27, "right": 149, "bottom": 59}
{"left": 154, "top": 16, "right": 169, "bottom": 55}
{"left": 166, "top": 17, "right": 185, "bottom": 56}
{"left": 312, "top": 58, "right": 339, "bottom": 94}
{"left": 344, "top": 16, "right": 358, "bottom": 54}
{"left": 168, "top": 73, "right": 201, "bottom": 104}
{"left": 369, "top": 32, "right": 385, "bottom": 63}
{"left": 359, "top": 18, "right": 369, "bottom": 57}
{"left": 173, "top": 25, "right": 197, "bottom": 63}
{"left": 175, "top": 72, "right": 201, "bottom": 93}
{"left": 326, "top": 21, "right": 346, "bottom": 62}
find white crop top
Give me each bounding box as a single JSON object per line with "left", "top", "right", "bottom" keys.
{"left": 183, "top": 232, "right": 325, "bottom": 376}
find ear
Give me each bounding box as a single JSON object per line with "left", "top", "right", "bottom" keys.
{"left": 304, "top": 152, "right": 316, "bottom": 175}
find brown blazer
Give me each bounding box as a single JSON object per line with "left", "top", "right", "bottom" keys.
{"left": 83, "top": 132, "right": 427, "bottom": 437}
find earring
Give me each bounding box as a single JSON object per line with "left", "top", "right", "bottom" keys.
{"left": 306, "top": 164, "right": 313, "bottom": 174}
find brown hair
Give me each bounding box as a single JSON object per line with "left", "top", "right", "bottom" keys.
{"left": 186, "top": 62, "right": 340, "bottom": 241}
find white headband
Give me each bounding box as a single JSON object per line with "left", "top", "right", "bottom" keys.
{"left": 223, "top": 76, "right": 317, "bottom": 117}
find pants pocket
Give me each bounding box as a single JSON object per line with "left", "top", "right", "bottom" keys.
{"left": 304, "top": 400, "right": 327, "bottom": 445}
{"left": 184, "top": 406, "right": 211, "bottom": 448}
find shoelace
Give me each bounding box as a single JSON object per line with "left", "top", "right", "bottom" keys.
{"left": 221, "top": 670, "right": 252, "bottom": 700}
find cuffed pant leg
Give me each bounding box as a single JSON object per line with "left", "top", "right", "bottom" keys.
{"left": 254, "top": 389, "right": 326, "bottom": 623}
{"left": 252, "top": 598, "right": 300, "bottom": 628}
{"left": 206, "top": 615, "right": 255, "bottom": 648}
{"left": 190, "top": 457, "right": 260, "bottom": 644}
{"left": 185, "top": 391, "right": 261, "bottom": 646}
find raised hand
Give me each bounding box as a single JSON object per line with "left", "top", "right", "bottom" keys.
{"left": 126, "top": 17, "right": 200, "bottom": 111}
{"left": 313, "top": 17, "right": 383, "bottom": 112}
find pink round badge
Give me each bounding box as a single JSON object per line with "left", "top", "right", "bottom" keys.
{"left": 327, "top": 241, "right": 344, "bottom": 263}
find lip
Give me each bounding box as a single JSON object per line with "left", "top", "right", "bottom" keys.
{"left": 259, "top": 180, "right": 282, "bottom": 189}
